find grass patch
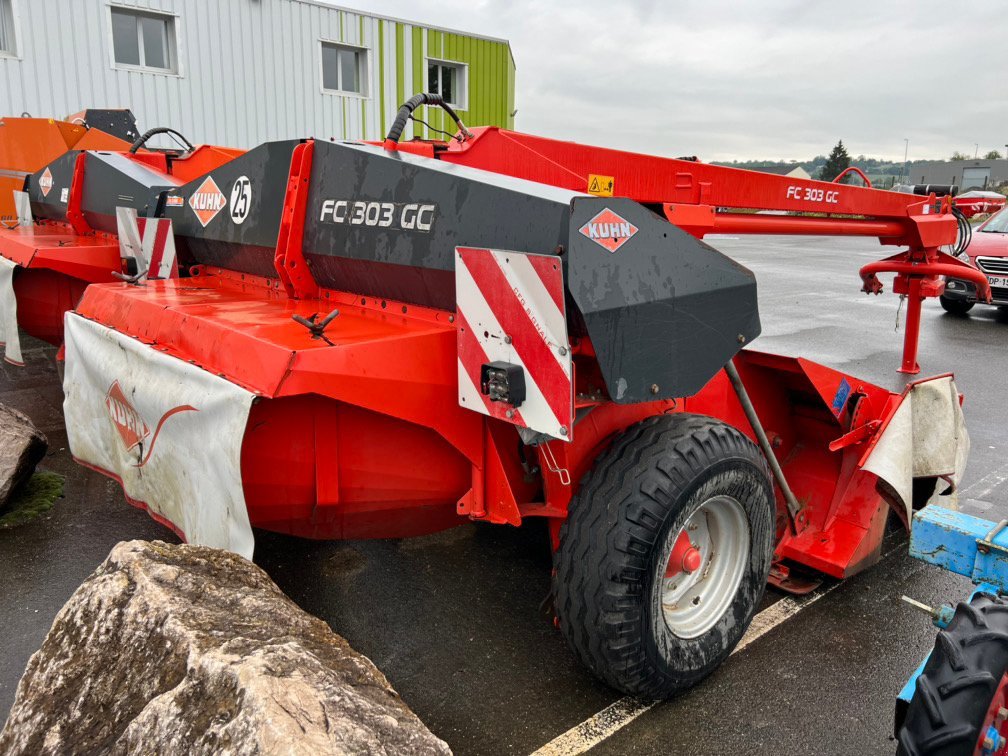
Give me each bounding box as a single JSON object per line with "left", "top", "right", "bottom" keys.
{"left": 0, "top": 471, "right": 65, "bottom": 529}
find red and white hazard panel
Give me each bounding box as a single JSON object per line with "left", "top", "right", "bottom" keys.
{"left": 116, "top": 207, "right": 179, "bottom": 280}
{"left": 455, "top": 246, "right": 573, "bottom": 440}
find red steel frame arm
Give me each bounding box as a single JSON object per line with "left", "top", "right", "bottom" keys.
{"left": 435, "top": 127, "right": 979, "bottom": 374}
{"left": 441, "top": 128, "right": 953, "bottom": 236}
{"left": 274, "top": 140, "right": 319, "bottom": 299}
{"left": 66, "top": 152, "right": 92, "bottom": 236}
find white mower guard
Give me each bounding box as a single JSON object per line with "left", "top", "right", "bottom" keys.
{"left": 862, "top": 374, "right": 969, "bottom": 523}
{"left": 0, "top": 256, "right": 23, "bottom": 366}
{"left": 63, "top": 313, "right": 256, "bottom": 557}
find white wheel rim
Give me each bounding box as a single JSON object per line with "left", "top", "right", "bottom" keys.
{"left": 660, "top": 495, "right": 750, "bottom": 639}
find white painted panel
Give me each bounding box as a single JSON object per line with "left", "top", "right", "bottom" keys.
{"left": 64, "top": 313, "right": 255, "bottom": 557}
{"left": 863, "top": 376, "right": 970, "bottom": 523}
{"left": 0, "top": 256, "right": 23, "bottom": 365}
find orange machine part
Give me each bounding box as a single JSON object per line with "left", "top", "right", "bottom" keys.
{"left": 0, "top": 116, "right": 133, "bottom": 220}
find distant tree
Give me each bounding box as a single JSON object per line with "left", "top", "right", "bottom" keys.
{"left": 818, "top": 140, "right": 851, "bottom": 182}
{"left": 984, "top": 150, "right": 1003, "bottom": 160}
{"left": 950, "top": 151, "right": 970, "bottom": 161}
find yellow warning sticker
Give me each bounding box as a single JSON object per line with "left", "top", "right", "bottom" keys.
{"left": 587, "top": 174, "right": 615, "bottom": 197}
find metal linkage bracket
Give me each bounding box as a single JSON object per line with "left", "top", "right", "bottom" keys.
{"left": 274, "top": 140, "right": 318, "bottom": 299}
{"left": 910, "top": 505, "right": 1008, "bottom": 593}
{"left": 66, "top": 152, "right": 92, "bottom": 236}
{"left": 291, "top": 308, "right": 339, "bottom": 345}
{"left": 978, "top": 520, "right": 1008, "bottom": 556}
{"left": 859, "top": 247, "right": 992, "bottom": 374}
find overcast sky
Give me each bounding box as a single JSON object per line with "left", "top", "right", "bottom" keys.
{"left": 362, "top": 0, "right": 1006, "bottom": 162}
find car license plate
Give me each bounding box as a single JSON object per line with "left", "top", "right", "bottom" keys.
{"left": 988, "top": 275, "right": 1008, "bottom": 288}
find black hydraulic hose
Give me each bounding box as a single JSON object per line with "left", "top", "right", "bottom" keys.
{"left": 955, "top": 206, "right": 972, "bottom": 256}
{"left": 385, "top": 93, "right": 473, "bottom": 145}
{"left": 129, "top": 127, "right": 195, "bottom": 154}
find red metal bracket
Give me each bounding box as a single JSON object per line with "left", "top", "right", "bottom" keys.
{"left": 860, "top": 249, "right": 992, "bottom": 374}
{"left": 66, "top": 152, "right": 91, "bottom": 236}
{"left": 828, "top": 420, "right": 881, "bottom": 452}
{"left": 832, "top": 166, "right": 872, "bottom": 187}
{"left": 273, "top": 140, "right": 318, "bottom": 299}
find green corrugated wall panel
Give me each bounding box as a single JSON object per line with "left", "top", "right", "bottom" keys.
{"left": 395, "top": 22, "right": 404, "bottom": 112}
{"left": 412, "top": 25, "right": 424, "bottom": 137}
{"left": 507, "top": 48, "right": 515, "bottom": 129}
{"left": 346, "top": 21, "right": 516, "bottom": 142}
{"left": 429, "top": 28, "right": 442, "bottom": 135}
{"left": 446, "top": 31, "right": 459, "bottom": 133}
{"left": 378, "top": 20, "right": 386, "bottom": 134}
{"left": 360, "top": 16, "right": 366, "bottom": 137}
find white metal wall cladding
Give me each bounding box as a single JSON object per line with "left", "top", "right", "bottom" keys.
{"left": 0, "top": 256, "right": 22, "bottom": 366}
{"left": 63, "top": 313, "right": 256, "bottom": 557}
{"left": 0, "top": 0, "right": 508, "bottom": 147}
{"left": 455, "top": 246, "right": 573, "bottom": 440}
{"left": 0, "top": 0, "right": 379, "bottom": 145}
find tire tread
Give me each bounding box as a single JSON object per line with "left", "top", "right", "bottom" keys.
{"left": 897, "top": 593, "right": 1008, "bottom": 756}
{"left": 553, "top": 413, "right": 773, "bottom": 698}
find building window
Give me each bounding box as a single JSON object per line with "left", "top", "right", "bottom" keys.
{"left": 0, "top": 0, "right": 16, "bottom": 56}
{"left": 110, "top": 6, "right": 177, "bottom": 73}
{"left": 321, "top": 42, "right": 367, "bottom": 95}
{"left": 427, "top": 60, "right": 467, "bottom": 108}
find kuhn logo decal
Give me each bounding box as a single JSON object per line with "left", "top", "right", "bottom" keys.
{"left": 39, "top": 168, "right": 54, "bottom": 198}
{"left": 105, "top": 380, "right": 197, "bottom": 466}
{"left": 188, "top": 176, "right": 227, "bottom": 227}
{"left": 578, "top": 208, "right": 638, "bottom": 253}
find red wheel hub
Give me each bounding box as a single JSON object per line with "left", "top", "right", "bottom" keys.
{"left": 977, "top": 672, "right": 1008, "bottom": 755}
{"left": 665, "top": 530, "right": 702, "bottom": 578}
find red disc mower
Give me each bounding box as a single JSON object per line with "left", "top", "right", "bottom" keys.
{"left": 0, "top": 95, "right": 984, "bottom": 698}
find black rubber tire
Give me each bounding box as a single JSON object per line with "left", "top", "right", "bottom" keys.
{"left": 552, "top": 413, "right": 775, "bottom": 699}
{"left": 897, "top": 593, "right": 1008, "bottom": 756}
{"left": 940, "top": 295, "right": 974, "bottom": 315}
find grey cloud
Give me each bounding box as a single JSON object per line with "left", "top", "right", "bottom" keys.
{"left": 363, "top": 0, "right": 1007, "bottom": 161}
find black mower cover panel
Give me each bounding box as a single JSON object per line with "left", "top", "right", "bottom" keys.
{"left": 32, "top": 138, "right": 761, "bottom": 403}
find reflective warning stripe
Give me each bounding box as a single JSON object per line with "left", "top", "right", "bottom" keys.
{"left": 456, "top": 258, "right": 565, "bottom": 431}
{"left": 116, "top": 207, "right": 178, "bottom": 280}
{"left": 141, "top": 217, "right": 178, "bottom": 280}
{"left": 455, "top": 247, "right": 572, "bottom": 439}
{"left": 456, "top": 309, "right": 527, "bottom": 427}
{"left": 527, "top": 253, "right": 566, "bottom": 314}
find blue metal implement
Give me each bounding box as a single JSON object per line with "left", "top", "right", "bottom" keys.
{"left": 897, "top": 503, "right": 1008, "bottom": 726}
{"left": 910, "top": 505, "right": 1008, "bottom": 591}
{"left": 895, "top": 586, "right": 998, "bottom": 712}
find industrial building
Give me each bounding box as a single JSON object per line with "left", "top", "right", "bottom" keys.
{"left": 911, "top": 158, "right": 1008, "bottom": 191}
{"left": 0, "top": 0, "right": 516, "bottom": 146}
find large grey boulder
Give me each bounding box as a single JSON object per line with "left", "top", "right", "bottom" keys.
{"left": 0, "top": 403, "right": 47, "bottom": 507}
{"left": 0, "top": 540, "right": 450, "bottom": 755}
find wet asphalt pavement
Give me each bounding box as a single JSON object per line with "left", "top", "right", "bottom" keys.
{"left": 1, "top": 235, "right": 1004, "bottom": 754}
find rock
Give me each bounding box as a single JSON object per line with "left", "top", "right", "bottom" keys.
{"left": 0, "top": 541, "right": 451, "bottom": 756}
{"left": 0, "top": 403, "right": 47, "bottom": 508}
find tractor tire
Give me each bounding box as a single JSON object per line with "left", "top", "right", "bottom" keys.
{"left": 553, "top": 413, "right": 775, "bottom": 699}
{"left": 897, "top": 592, "right": 1008, "bottom": 756}
{"left": 939, "top": 295, "right": 974, "bottom": 315}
